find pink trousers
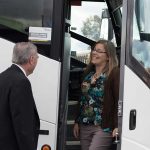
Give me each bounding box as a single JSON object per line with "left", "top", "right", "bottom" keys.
{"left": 80, "top": 125, "right": 112, "bottom": 150}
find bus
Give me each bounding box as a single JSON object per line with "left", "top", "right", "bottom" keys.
{"left": 0, "top": 0, "right": 150, "bottom": 150}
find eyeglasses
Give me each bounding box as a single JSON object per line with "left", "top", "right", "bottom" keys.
{"left": 92, "top": 49, "right": 107, "bottom": 54}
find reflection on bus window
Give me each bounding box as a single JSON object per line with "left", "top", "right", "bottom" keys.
{"left": 0, "top": 0, "right": 53, "bottom": 33}
{"left": 100, "top": 18, "right": 108, "bottom": 40}
{"left": 71, "top": 2, "right": 107, "bottom": 41}
{"left": 132, "top": 0, "right": 150, "bottom": 75}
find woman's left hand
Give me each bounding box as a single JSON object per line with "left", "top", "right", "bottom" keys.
{"left": 112, "top": 128, "right": 118, "bottom": 137}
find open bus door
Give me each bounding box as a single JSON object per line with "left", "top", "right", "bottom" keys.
{"left": 66, "top": 0, "right": 122, "bottom": 150}
{"left": 119, "top": 0, "right": 150, "bottom": 150}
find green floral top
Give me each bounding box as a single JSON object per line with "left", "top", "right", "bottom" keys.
{"left": 76, "top": 72, "right": 106, "bottom": 126}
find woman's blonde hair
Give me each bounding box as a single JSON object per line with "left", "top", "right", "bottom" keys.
{"left": 83, "top": 39, "right": 118, "bottom": 77}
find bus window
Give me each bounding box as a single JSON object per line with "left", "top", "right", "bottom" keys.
{"left": 70, "top": 1, "right": 117, "bottom": 65}
{"left": 71, "top": 38, "right": 90, "bottom": 64}
{"left": 71, "top": 1, "right": 108, "bottom": 41}
{"left": 0, "top": 0, "right": 53, "bottom": 33}
{"left": 132, "top": 0, "right": 150, "bottom": 76}
{"left": 100, "top": 8, "right": 116, "bottom": 45}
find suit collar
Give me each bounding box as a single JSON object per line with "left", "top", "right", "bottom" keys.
{"left": 13, "top": 64, "right": 27, "bottom": 76}
{"left": 10, "top": 64, "right": 26, "bottom": 76}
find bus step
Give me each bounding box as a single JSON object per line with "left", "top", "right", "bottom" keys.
{"left": 65, "top": 141, "right": 81, "bottom": 150}
{"left": 66, "top": 141, "right": 80, "bottom": 145}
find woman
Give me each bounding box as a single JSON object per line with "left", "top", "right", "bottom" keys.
{"left": 73, "top": 39, "right": 120, "bottom": 150}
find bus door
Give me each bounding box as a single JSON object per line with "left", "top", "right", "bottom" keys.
{"left": 65, "top": 0, "right": 122, "bottom": 150}
{"left": 119, "top": 0, "right": 150, "bottom": 150}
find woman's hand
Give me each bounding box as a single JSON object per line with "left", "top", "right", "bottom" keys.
{"left": 112, "top": 128, "right": 118, "bottom": 137}
{"left": 73, "top": 123, "right": 80, "bottom": 138}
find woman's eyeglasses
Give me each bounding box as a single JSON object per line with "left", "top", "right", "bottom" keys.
{"left": 92, "top": 49, "right": 107, "bottom": 54}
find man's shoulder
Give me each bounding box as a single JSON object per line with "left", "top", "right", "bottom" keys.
{"left": 0, "top": 65, "right": 28, "bottom": 83}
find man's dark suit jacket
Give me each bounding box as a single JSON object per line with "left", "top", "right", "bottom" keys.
{"left": 0, "top": 64, "right": 40, "bottom": 150}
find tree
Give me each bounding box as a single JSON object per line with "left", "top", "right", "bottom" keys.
{"left": 81, "top": 15, "right": 101, "bottom": 41}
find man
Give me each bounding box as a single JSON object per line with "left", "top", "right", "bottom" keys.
{"left": 0, "top": 42, "right": 40, "bottom": 150}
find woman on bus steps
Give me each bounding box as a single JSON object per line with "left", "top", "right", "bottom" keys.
{"left": 73, "top": 39, "right": 120, "bottom": 150}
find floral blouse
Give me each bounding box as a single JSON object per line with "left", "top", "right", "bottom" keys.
{"left": 76, "top": 72, "right": 106, "bottom": 126}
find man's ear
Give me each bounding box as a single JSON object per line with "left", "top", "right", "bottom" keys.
{"left": 28, "top": 56, "right": 34, "bottom": 64}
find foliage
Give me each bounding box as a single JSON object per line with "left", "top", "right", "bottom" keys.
{"left": 81, "top": 15, "right": 101, "bottom": 41}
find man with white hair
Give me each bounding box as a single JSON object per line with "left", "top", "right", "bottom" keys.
{"left": 0, "top": 42, "right": 40, "bottom": 150}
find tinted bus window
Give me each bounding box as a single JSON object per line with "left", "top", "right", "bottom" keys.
{"left": 71, "top": 2, "right": 107, "bottom": 41}
{"left": 132, "top": 0, "right": 150, "bottom": 75}
{"left": 71, "top": 38, "right": 90, "bottom": 64}
{"left": 0, "top": 0, "right": 53, "bottom": 33}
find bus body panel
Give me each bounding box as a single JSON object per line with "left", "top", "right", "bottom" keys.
{"left": 121, "top": 137, "right": 149, "bottom": 150}
{"left": 0, "top": 38, "right": 13, "bottom": 71}
{"left": 37, "top": 121, "right": 57, "bottom": 150}
{"left": 121, "top": 66, "right": 150, "bottom": 150}
{"left": 29, "top": 55, "right": 61, "bottom": 124}
{"left": 0, "top": 38, "right": 61, "bottom": 150}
